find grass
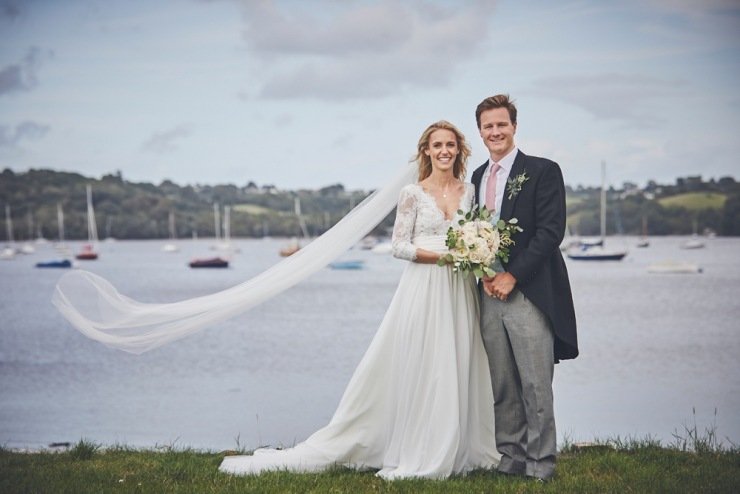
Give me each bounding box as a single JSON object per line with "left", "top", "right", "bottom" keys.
{"left": 658, "top": 192, "right": 727, "bottom": 210}
{"left": 2, "top": 425, "right": 738, "bottom": 494}
{"left": 232, "top": 204, "right": 273, "bottom": 215}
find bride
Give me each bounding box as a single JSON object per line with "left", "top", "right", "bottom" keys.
{"left": 219, "top": 121, "right": 501, "bottom": 479}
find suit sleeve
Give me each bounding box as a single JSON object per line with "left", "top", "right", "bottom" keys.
{"left": 506, "top": 162, "right": 566, "bottom": 283}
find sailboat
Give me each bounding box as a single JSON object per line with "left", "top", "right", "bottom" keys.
{"left": 75, "top": 185, "right": 99, "bottom": 260}
{"left": 162, "top": 210, "right": 179, "bottom": 252}
{"left": 1, "top": 205, "right": 16, "bottom": 260}
{"left": 213, "top": 205, "right": 240, "bottom": 253}
{"left": 681, "top": 219, "right": 705, "bottom": 249}
{"left": 279, "top": 197, "right": 309, "bottom": 256}
{"left": 567, "top": 161, "right": 628, "bottom": 261}
{"left": 636, "top": 215, "right": 649, "bottom": 248}
{"left": 37, "top": 203, "right": 73, "bottom": 268}
{"left": 560, "top": 223, "right": 582, "bottom": 251}
{"left": 190, "top": 202, "right": 229, "bottom": 268}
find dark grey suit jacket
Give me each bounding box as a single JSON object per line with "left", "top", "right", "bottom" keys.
{"left": 471, "top": 150, "right": 578, "bottom": 361}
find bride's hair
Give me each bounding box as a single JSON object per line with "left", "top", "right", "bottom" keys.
{"left": 414, "top": 120, "right": 471, "bottom": 182}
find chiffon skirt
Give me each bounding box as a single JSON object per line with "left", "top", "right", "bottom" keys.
{"left": 219, "top": 237, "right": 500, "bottom": 479}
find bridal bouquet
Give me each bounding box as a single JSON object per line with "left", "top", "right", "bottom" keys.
{"left": 437, "top": 206, "right": 522, "bottom": 279}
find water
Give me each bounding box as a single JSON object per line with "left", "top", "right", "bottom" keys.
{"left": 1, "top": 236, "right": 738, "bottom": 451}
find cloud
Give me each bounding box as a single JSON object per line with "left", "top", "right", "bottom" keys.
{"left": 0, "top": 0, "right": 21, "bottom": 21}
{"left": 140, "top": 124, "right": 193, "bottom": 154}
{"left": 239, "top": 0, "right": 493, "bottom": 101}
{"left": 0, "top": 46, "right": 53, "bottom": 97}
{"left": 530, "top": 73, "right": 687, "bottom": 126}
{"left": 0, "top": 121, "right": 50, "bottom": 147}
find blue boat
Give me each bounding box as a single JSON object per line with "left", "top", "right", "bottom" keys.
{"left": 329, "top": 260, "right": 365, "bottom": 270}
{"left": 36, "top": 259, "right": 72, "bottom": 268}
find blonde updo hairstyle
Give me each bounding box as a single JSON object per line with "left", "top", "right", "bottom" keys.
{"left": 414, "top": 120, "right": 471, "bottom": 182}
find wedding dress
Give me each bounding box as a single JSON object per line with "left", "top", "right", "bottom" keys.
{"left": 219, "top": 183, "right": 500, "bottom": 479}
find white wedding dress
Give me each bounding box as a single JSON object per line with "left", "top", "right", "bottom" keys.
{"left": 219, "top": 183, "right": 500, "bottom": 479}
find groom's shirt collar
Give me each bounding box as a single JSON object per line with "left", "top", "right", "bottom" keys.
{"left": 492, "top": 146, "right": 518, "bottom": 175}
{"left": 479, "top": 147, "right": 519, "bottom": 215}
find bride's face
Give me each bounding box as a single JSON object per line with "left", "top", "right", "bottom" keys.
{"left": 424, "top": 129, "right": 459, "bottom": 174}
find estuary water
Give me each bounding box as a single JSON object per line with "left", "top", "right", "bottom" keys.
{"left": 1, "top": 236, "right": 738, "bottom": 451}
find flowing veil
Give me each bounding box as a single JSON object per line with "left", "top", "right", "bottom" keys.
{"left": 53, "top": 163, "right": 418, "bottom": 354}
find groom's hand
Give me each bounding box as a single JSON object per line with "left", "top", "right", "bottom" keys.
{"left": 490, "top": 272, "right": 517, "bottom": 301}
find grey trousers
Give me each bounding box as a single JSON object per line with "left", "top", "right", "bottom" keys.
{"left": 480, "top": 288, "right": 556, "bottom": 480}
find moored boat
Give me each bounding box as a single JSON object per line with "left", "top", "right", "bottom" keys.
{"left": 647, "top": 261, "right": 702, "bottom": 274}
{"left": 75, "top": 185, "right": 99, "bottom": 260}
{"left": 329, "top": 260, "right": 365, "bottom": 270}
{"left": 189, "top": 257, "right": 229, "bottom": 268}
{"left": 567, "top": 161, "right": 627, "bottom": 262}
{"left": 36, "top": 259, "right": 73, "bottom": 268}
{"left": 76, "top": 243, "right": 98, "bottom": 260}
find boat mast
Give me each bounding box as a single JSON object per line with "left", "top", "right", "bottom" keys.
{"left": 168, "top": 210, "right": 177, "bottom": 240}
{"left": 223, "top": 205, "right": 231, "bottom": 243}
{"left": 86, "top": 185, "right": 99, "bottom": 245}
{"left": 600, "top": 160, "right": 606, "bottom": 244}
{"left": 57, "top": 203, "right": 65, "bottom": 243}
{"left": 295, "top": 197, "right": 309, "bottom": 238}
{"left": 4, "top": 205, "right": 13, "bottom": 243}
{"left": 213, "top": 203, "right": 221, "bottom": 241}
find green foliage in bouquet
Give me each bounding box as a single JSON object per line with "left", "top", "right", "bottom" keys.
{"left": 436, "top": 205, "right": 522, "bottom": 279}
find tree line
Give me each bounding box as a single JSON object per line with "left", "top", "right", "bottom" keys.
{"left": 1, "top": 168, "right": 739, "bottom": 241}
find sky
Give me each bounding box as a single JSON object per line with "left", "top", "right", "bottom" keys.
{"left": 1, "top": 0, "right": 739, "bottom": 190}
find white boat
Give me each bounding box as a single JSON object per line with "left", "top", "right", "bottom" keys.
{"left": 19, "top": 212, "right": 36, "bottom": 254}
{"left": 358, "top": 236, "right": 378, "bottom": 250}
{"left": 1, "top": 247, "right": 16, "bottom": 260}
{"left": 20, "top": 243, "right": 36, "bottom": 254}
{"left": 681, "top": 234, "right": 705, "bottom": 250}
{"left": 647, "top": 261, "right": 702, "bottom": 274}
{"left": 681, "top": 218, "right": 705, "bottom": 249}
{"left": 559, "top": 225, "right": 582, "bottom": 251}
{"left": 567, "top": 161, "right": 627, "bottom": 261}
{"left": 162, "top": 210, "right": 179, "bottom": 252}
{"left": 2, "top": 205, "right": 16, "bottom": 260}
{"left": 371, "top": 241, "right": 393, "bottom": 255}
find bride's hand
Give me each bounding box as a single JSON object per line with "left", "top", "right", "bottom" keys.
{"left": 482, "top": 278, "right": 495, "bottom": 296}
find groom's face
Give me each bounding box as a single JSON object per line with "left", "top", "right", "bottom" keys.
{"left": 479, "top": 108, "right": 516, "bottom": 162}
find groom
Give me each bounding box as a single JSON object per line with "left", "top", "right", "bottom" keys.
{"left": 471, "top": 94, "right": 578, "bottom": 481}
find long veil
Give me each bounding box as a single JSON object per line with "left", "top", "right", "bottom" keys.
{"left": 53, "top": 163, "right": 418, "bottom": 354}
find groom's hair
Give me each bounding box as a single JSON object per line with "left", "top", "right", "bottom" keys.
{"left": 475, "top": 94, "right": 517, "bottom": 128}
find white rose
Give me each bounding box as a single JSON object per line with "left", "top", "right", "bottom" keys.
{"left": 488, "top": 229, "right": 501, "bottom": 254}
{"left": 469, "top": 239, "right": 491, "bottom": 264}
{"left": 462, "top": 222, "right": 478, "bottom": 237}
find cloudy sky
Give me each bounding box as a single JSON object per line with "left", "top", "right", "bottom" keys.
{"left": 1, "top": 0, "right": 739, "bottom": 190}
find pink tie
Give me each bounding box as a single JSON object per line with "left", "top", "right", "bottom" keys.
{"left": 485, "top": 162, "right": 501, "bottom": 211}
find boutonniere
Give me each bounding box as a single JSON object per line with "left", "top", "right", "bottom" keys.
{"left": 506, "top": 171, "right": 529, "bottom": 200}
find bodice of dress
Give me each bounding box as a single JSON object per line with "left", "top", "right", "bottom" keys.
{"left": 391, "top": 183, "right": 475, "bottom": 261}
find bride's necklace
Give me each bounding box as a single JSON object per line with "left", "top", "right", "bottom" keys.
{"left": 431, "top": 180, "right": 455, "bottom": 199}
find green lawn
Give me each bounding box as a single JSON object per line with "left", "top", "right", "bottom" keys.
{"left": 2, "top": 440, "right": 738, "bottom": 494}
{"left": 231, "top": 204, "right": 274, "bottom": 215}
{"left": 658, "top": 192, "right": 727, "bottom": 210}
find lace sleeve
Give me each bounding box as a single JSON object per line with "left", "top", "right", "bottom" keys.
{"left": 465, "top": 182, "right": 476, "bottom": 213}
{"left": 391, "top": 186, "right": 417, "bottom": 261}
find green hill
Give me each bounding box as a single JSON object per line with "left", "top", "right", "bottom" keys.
{"left": 658, "top": 192, "right": 727, "bottom": 210}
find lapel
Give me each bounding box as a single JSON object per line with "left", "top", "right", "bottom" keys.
{"left": 472, "top": 161, "right": 487, "bottom": 207}
{"left": 500, "top": 150, "right": 527, "bottom": 221}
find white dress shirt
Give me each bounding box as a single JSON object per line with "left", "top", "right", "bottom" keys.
{"left": 478, "top": 147, "right": 519, "bottom": 220}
